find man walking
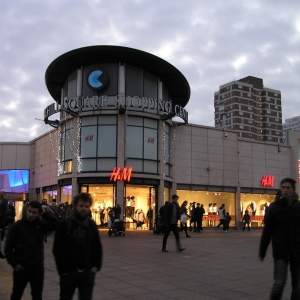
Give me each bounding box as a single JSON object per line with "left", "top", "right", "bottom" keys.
{"left": 216, "top": 204, "right": 226, "bottom": 231}
{"left": 53, "top": 193, "right": 102, "bottom": 300}
{"left": 259, "top": 177, "right": 300, "bottom": 299}
{"left": 5, "top": 200, "right": 58, "bottom": 300}
{"left": 162, "top": 194, "right": 185, "bottom": 252}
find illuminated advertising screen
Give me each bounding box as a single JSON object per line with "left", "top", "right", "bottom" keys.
{"left": 0, "top": 170, "right": 29, "bottom": 193}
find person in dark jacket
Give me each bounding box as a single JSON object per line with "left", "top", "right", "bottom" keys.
{"left": 242, "top": 210, "right": 251, "bottom": 231}
{"left": 259, "top": 177, "right": 300, "bottom": 300}
{"left": 193, "top": 203, "right": 205, "bottom": 232}
{"left": 161, "top": 194, "right": 185, "bottom": 252}
{"left": 159, "top": 201, "right": 169, "bottom": 219}
{"left": 53, "top": 193, "right": 102, "bottom": 300}
{"left": 4, "top": 200, "right": 58, "bottom": 300}
{"left": 0, "top": 193, "right": 8, "bottom": 241}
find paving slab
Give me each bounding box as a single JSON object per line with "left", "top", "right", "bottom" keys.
{"left": 0, "top": 228, "right": 293, "bottom": 299}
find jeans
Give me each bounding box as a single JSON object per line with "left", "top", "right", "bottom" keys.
{"left": 59, "top": 269, "right": 96, "bottom": 300}
{"left": 162, "top": 224, "right": 181, "bottom": 250}
{"left": 11, "top": 264, "right": 44, "bottom": 300}
{"left": 270, "top": 258, "right": 300, "bottom": 300}
{"left": 216, "top": 219, "right": 225, "bottom": 231}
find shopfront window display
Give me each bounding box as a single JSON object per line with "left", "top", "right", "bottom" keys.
{"left": 124, "top": 185, "right": 156, "bottom": 230}
{"left": 241, "top": 193, "right": 275, "bottom": 227}
{"left": 177, "top": 191, "right": 235, "bottom": 227}
{"left": 80, "top": 184, "right": 115, "bottom": 226}
{"left": 43, "top": 190, "right": 57, "bottom": 204}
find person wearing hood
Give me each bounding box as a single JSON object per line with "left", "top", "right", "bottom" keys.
{"left": 259, "top": 177, "right": 300, "bottom": 300}
{"left": 4, "top": 200, "right": 58, "bottom": 300}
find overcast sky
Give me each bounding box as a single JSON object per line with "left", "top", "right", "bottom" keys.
{"left": 1, "top": 0, "right": 300, "bottom": 142}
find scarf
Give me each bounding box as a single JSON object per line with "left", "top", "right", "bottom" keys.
{"left": 71, "top": 215, "right": 89, "bottom": 246}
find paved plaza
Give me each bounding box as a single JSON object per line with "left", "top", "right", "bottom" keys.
{"left": 0, "top": 228, "right": 292, "bottom": 300}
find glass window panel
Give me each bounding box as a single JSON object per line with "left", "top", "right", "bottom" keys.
{"left": 126, "top": 159, "right": 143, "bottom": 172}
{"left": 64, "top": 131, "right": 73, "bottom": 160}
{"left": 144, "top": 128, "right": 157, "bottom": 160}
{"left": 162, "top": 83, "right": 169, "bottom": 101}
{"left": 67, "top": 70, "right": 77, "bottom": 98}
{"left": 98, "top": 63, "right": 118, "bottom": 96}
{"left": 144, "top": 160, "right": 157, "bottom": 173}
{"left": 164, "top": 164, "right": 170, "bottom": 177}
{"left": 126, "top": 66, "right": 143, "bottom": 96}
{"left": 63, "top": 161, "right": 72, "bottom": 173}
{"left": 127, "top": 127, "right": 143, "bottom": 158}
{"left": 81, "top": 126, "right": 97, "bottom": 158}
{"left": 81, "top": 159, "right": 96, "bottom": 172}
{"left": 127, "top": 116, "right": 143, "bottom": 126}
{"left": 81, "top": 116, "right": 97, "bottom": 126}
{"left": 144, "top": 71, "right": 158, "bottom": 99}
{"left": 144, "top": 118, "right": 157, "bottom": 129}
{"left": 63, "top": 79, "right": 68, "bottom": 96}
{"left": 61, "top": 185, "right": 72, "bottom": 204}
{"left": 97, "top": 158, "right": 116, "bottom": 171}
{"left": 164, "top": 187, "right": 170, "bottom": 202}
{"left": 98, "top": 115, "right": 117, "bottom": 125}
{"left": 97, "top": 125, "right": 116, "bottom": 157}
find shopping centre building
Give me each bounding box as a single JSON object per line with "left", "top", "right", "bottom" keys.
{"left": 1, "top": 45, "right": 300, "bottom": 228}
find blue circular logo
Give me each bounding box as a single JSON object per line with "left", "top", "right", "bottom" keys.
{"left": 87, "top": 70, "right": 108, "bottom": 90}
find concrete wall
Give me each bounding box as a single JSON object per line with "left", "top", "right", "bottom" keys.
{"left": 173, "top": 124, "right": 291, "bottom": 190}
{"left": 31, "top": 131, "right": 58, "bottom": 195}
{"left": 0, "top": 143, "right": 31, "bottom": 170}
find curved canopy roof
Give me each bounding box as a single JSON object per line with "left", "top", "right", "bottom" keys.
{"left": 45, "top": 45, "right": 190, "bottom": 107}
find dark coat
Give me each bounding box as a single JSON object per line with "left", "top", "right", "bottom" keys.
{"left": 259, "top": 192, "right": 300, "bottom": 260}
{"left": 5, "top": 212, "right": 58, "bottom": 269}
{"left": 164, "top": 201, "right": 180, "bottom": 226}
{"left": 242, "top": 213, "right": 251, "bottom": 223}
{"left": 53, "top": 216, "right": 102, "bottom": 275}
{"left": 193, "top": 207, "right": 205, "bottom": 221}
{"left": 0, "top": 197, "right": 8, "bottom": 225}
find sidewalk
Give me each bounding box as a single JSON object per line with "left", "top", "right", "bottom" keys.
{"left": 0, "top": 228, "right": 292, "bottom": 299}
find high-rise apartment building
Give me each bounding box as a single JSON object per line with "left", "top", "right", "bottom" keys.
{"left": 214, "top": 76, "right": 283, "bottom": 143}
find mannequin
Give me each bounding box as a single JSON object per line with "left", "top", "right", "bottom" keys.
{"left": 212, "top": 203, "right": 217, "bottom": 226}
{"left": 208, "top": 203, "right": 213, "bottom": 226}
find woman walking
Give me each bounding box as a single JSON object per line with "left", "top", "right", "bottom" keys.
{"left": 180, "top": 201, "right": 191, "bottom": 238}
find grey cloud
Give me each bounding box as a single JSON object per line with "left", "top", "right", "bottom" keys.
{"left": 0, "top": 0, "right": 300, "bottom": 141}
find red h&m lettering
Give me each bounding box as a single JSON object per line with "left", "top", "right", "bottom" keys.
{"left": 85, "top": 135, "right": 93, "bottom": 142}
{"left": 147, "top": 137, "right": 154, "bottom": 144}
{"left": 121, "top": 167, "right": 132, "bottom": 181}
{"left": 110, "top": 167, "right": 121, "bottom": 181}
{"left": 261, "top": 175, "right": 274, "bottom": 187}
{"left": 110, "top": 167, "right": 133, "bottom": 182}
